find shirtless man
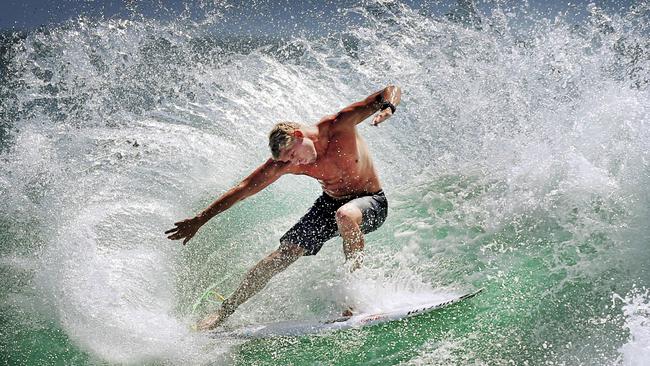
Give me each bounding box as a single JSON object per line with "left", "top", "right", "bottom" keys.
{"left": 166, "top": 85, "right": 401, "bottom": 330}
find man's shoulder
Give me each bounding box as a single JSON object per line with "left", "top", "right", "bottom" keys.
{"left": 317, "top": 114, "right": 355, "bottom": 137}
{"left": 316, "top": 114, "right": 337, "bottom": 129}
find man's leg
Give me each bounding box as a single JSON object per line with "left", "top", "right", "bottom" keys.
{"left": 335, "top": 204, "right": 364, "bottom": 317}
{"left": 197, "top": 244, "right": 304, "bottom": 330}
{"left": 335, "top": 204, "right": 365, "bottom": 271}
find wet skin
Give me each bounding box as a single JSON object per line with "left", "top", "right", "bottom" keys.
{"left": 277, "top": 115, "right": 382, "bottom": 198}
{"left": 166, "top": 86, "right": 401, "bottom": 330}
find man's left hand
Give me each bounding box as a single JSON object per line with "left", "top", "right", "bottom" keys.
{"left": 371, "top": 108, "right": 393, "bottom": 126}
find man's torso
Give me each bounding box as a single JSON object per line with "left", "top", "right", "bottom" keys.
{"left": 295, "top": 120, "right": 382, "bottom": 198}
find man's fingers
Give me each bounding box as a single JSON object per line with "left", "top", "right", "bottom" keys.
{"left": 183, "top": 235, "right": 194, "bottom": 245}
{"left": 168, "top": 231, "right": 187, "bottom": 240}
{"left": 168, "top": 218, "right": 198, "bottom": 243}
{"left": 376, "top": 113, "right": 390, "bottom": 124}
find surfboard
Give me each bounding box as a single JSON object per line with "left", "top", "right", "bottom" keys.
{"left": 210, "top": 288, "right": 483, "bottom": 339}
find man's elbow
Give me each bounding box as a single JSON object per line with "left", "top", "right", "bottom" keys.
{"left": 241, "top": 176, "right": 274, "bottom": 197}
{"left": 386, "top": 84, "right": 401, "bottom": 94}
{"left": 385, "top": 85, "right": 402, "bottom": 105}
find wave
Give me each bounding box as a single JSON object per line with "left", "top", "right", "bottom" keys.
{"left": 1, "top": 1, "right": 649, "bottom": 364}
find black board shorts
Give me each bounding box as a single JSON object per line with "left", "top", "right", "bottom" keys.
{"left": 279, "top": 190, "right": 388, "bottom": 256}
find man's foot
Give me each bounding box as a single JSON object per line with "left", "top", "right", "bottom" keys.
{"left": 196, "top": 307, "right": 230, "bottom": 331}
{"left": 342, "top": 307, "right": 354, "bottom": 317}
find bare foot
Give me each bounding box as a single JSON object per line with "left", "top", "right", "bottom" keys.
{"left": 196, "top": 309, "right": 228, "bottom": 331}
{"left": 342, "top": 307, "right": 354, "bottom": 317}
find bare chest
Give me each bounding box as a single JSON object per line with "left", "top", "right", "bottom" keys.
{"left": 302, "top": 134, "right": 371, "bottom": 182}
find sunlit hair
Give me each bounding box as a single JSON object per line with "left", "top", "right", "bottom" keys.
{"left": 269, "top": 121, "right": 302, "bottom": 160}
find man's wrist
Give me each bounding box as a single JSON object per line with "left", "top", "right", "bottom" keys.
{"left": 379, "top": 101, "right": 396, "bottom": 114}
{"left": 196, "top": 212, "right": 210, "bottom": 225}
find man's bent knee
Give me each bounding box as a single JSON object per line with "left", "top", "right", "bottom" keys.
{"left": 336, "top": 205, "right": 362, "bottom": 226}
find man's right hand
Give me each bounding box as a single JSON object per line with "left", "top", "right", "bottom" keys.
{"left": 165, "top": 216, "right": 204, "bottom": 245}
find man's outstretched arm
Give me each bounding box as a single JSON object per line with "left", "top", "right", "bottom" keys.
{"left": 165, "top": 159, "right": 290, "bottom": 244}
{"left": 334, "top": 85, "right": 402, "bottom": 128}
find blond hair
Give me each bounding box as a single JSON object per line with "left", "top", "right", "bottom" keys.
{"left": 269, "top": 121, "right": 301, "bottom": 159}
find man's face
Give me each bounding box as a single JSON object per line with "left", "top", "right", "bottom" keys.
{"left": 279, "top": 137, "right": 317, "bottom": 165}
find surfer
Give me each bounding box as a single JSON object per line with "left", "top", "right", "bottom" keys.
{"left": 166, "top": 85, "right": 401, "bottom": 330}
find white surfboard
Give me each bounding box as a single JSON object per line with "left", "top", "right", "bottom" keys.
{"left": 210, "top": 288, "right": 483, "bottom": 339}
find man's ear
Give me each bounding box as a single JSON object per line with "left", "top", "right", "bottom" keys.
{"left": 293, "top": 130, "right": 304, "bottom": 139}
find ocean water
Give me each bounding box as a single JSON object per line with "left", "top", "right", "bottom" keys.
{"left": 1, "top": 1, "right": 649, "bottom": 364}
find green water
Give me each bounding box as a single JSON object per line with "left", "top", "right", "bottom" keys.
{"left": 0, "top": 313, "right": 91, "bottom": 365}
{"left": 0, "top": 168, "right": 643, "bottom": 365}
{"left": 181, "top": 174, "right": 636, "bottom": 365}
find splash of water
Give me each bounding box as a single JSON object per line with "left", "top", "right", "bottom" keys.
{"left": 616, "top": 288, "right": 650, "bottom": 366}
{"left": 1, "top": 0, "right": 649, "bottom": 364}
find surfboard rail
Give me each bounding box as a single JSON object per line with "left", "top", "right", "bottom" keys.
{"left": 210, "top": 288, "right": 484, "bottom": 339}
